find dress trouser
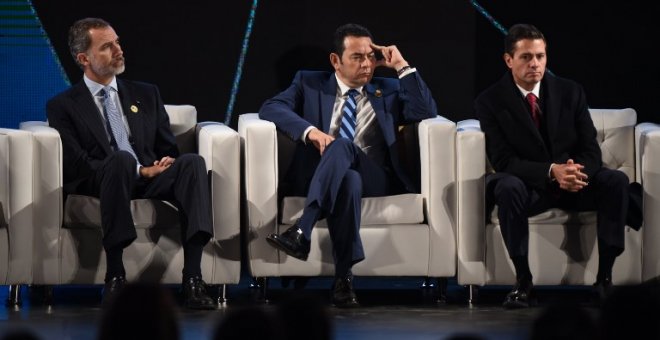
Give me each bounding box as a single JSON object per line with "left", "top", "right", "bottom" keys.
{"left": 297, "top": 138, "right": 398, "bottom": 277}
{"left": 77, "top": 151, "right": 213, "bottom": 251}
{"left": 486, "top": 167, "right": 629, "bottom": 261}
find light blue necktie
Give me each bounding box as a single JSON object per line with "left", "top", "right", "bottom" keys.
{"left": 100, "top": 87, "right": 139, "bottom": 162}
{"left": 339, "top": 89, "right": 359, "bottom": 140}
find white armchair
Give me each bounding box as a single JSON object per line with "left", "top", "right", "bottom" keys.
{"left": 456, "top": 108, "right": 650, "bottom": 303}
{"left": 21, "top": 105, "right": 240, "bottom": 302}
{"left": 0, "top": 128, "right": 33, "bottom": 305}
{"left": 239, "top": 113, "right": 456, "bottom": 294}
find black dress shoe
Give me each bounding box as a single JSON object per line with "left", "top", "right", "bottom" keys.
{"left": 503, "top": 278, "right": 533, "bottom": 309}
{"left": 183, "top": 276, "right": 216, "bottom": 310}
{"left": 332, "top": 275, "right": 360, "bottom": 308}
{"left": 102, "top": 276, "right": 127, "bottom": 305}
{"left": 266, "top": 225, "right": 310, "bottom": 261}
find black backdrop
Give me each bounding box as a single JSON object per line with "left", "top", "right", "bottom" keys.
{"left": 34, "top": 0, "right": 659, "bottom": 126}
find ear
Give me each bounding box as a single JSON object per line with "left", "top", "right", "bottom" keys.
{"left": 76, "top": 52, "right": 89, "bottom": 67}
{"left": 503, "top": 53, "right": 513, "bottom": 69}
{"left": 329, "top": 53, "right": 341, "bottom": 71}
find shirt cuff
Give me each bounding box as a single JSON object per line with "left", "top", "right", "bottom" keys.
{"left": 136, "top": 164, "right": 142, "bottom": 178}
{"left": 548, "top": 163, "right": 555, "bottom": 181}
{"left": 398, "top": 67, "right": 417, "bottom": 79}
{"left": 302, "top": 126, "right": 315, "bottom": 144}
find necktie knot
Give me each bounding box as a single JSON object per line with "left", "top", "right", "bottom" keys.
{"left": 526, "top": 93, "right": 540, "bottom": 128}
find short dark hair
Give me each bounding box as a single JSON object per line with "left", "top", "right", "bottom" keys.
{"left": 68, "top": 17, "right": 111, "bottom": 68}
{"left": 333, "top": 23, "right": 373, "bottom": 57}
{"left": 504, "top": 24, "right": 546, "bottom": 56}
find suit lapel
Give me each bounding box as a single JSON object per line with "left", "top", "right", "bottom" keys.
{"left": 500, "top": 75, "right": 545, "bottom": 145}
{"left": 364, "top": 83, "right": 393, "bottom": 144}
{"left": 71, "top": 82, "right": 113, "bottom": 154}
{"left": 320, "top": 75, "right": 337, "bottom": 133}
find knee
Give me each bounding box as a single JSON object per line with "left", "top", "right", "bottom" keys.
{"left": 600, "top": 169, "right": 629, "bottom": 191}
{"left": 494, "top": 175, "right": 528, "bottom": 202}
{"left": 176, "top": 153, "right": 206, "bottom": 171}
{"left": 325, "top": 138, "right": 355, "bottom": 156}
{"left": 105, "top": 151, "right": 137, "bottom": 173}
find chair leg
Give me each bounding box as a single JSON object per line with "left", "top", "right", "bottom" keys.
{"left": 437, "top": 277, "right": 448, "bottom": 303}
{"left": 217, "top": 284, "right": 227, "bottom": 305}
{"left": 6, "top": 285, "right": 21, "bottom": 306}
{"left": 467, "top": 285, "right": 479, "bottom": 307}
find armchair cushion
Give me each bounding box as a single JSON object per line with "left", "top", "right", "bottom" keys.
{"left": 63, "top": 195, "right": 180, "bottom": 230}
{"left": 281, "top": 193, "right": 424, "bottom": 226}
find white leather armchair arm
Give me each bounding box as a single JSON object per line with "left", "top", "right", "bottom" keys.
{"left": 636, "top": 122, "right": 660, "bottom": 281}
{"left": 197, "top": 121, "right": 241, "bottom": 284}
{"left": 420, "top": 116, "right": 457, "bottom": 277}
{"left": 455, "top": 119, "right": 487, "bottom": 286}
{"left": 238, "top": 113, "right": 280, "bottom": 277}
{"left": 0, "top": 128, "right": 34, "bottom": 284}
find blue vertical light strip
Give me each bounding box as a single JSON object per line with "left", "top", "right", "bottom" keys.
{"left": 29, "top": 0, "right": 70, "bottom": 86}
{"left": 469, "top": 0, "right": 508, "bottom": 36}
{"left": 469, "top": 0, "right": 553, "bottom": 76}
{"left": 225, "top": 0, "right": 259, "bottom": 125}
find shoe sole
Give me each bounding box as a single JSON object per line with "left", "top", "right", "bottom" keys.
{"left": 266, "top": 236, "right": 309, "bottom": 261}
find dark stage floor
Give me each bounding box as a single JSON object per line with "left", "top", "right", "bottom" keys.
{"left": 0, "top": 276, "right": 614, "bottom": 340}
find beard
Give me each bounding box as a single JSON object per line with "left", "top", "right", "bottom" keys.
{"left": 90, "top": 56, "right": 125, "bottom": 78}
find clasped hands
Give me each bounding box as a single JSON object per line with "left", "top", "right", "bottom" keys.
{"left": 551, "top": 159, "right": 588, "bottom": 192}
{"left": 139, "top": 156, "right": 175, "bottom": 178}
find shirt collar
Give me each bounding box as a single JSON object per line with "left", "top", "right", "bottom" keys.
{"left": 515, "top": 81, "right": 540, "bottom": 99}
{"left": 334, "top": 73, "right": 364, "bottom": 96}
{"left": 84, "top": 75, "right": 118, "bottom": 96}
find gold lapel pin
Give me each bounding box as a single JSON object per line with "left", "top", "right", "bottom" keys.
{"left": 375, "top": 89, "right": 382, "bottom": 97}
{"left": 130, "top": 105, "right": 138, "bottom": 113}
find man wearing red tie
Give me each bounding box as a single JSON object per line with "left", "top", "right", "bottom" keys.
{"left": 474, "top": 24, "right": 629, "bottom": 308}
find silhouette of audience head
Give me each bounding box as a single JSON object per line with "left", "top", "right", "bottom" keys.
{"left": 0, "top": 328, "right": 40, "bottom": 340}
{"left": 276, "top": 292, "right": 332, "bottom": 340}
{"left": 212, "top": 303, "right": 282, "bottom": 340}
{"left": 529, "top": 301, "right": 597, "bottom": 340}
{"left": 97, "top": 283, "right": 179, "bottom": 340}
{"left": 599, "top": 280, "right": 660, "bottom": 340}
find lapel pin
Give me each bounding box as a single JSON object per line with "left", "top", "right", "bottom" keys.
{"left": 375, "top": 89, "right": 382, "bottom": 97}
{"left": 130, "top": 105, "right": 138, "bottom": 113}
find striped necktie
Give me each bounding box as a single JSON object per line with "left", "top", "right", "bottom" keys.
{"left": 339, "top": 89, "right": 359, "bottom": 140}
{"left": 100, "top": 87, "right": 139, "bottom": 162}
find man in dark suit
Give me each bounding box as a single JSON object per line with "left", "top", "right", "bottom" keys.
{"left": 475, "top": 24, "right": 629, "bottom": 308}
{"left": 259, "top": 23, "right": 438, "bottom": 307}
{"left": 46, "top": 18, "right": 215, "bottom": 309}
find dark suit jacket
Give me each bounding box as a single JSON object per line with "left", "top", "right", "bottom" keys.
{"left": 47, "top": 79, "right": 178, "bottom": 194}
{"left": 259, "top": 70, "right": 438, "bottom": 193}
{"left": 475, "top": 72, "right": 602, "bottom": 191}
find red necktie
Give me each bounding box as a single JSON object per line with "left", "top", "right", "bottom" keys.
{"left": 526, "top": 93, "right": 540, "bottom": 129}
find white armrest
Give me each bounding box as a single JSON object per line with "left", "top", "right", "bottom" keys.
{"left": 0, "top": 128, "right": 34, "bottom": 284}
{"left": 638, "top": 122, "right": 660, "bottom": 281}
{"left": 238, "top": 113, "right": 280, "bottom": 276}
{"left": 419, "top": 116, "right": 457, "bottom": 277}
{"left": 19, "top": 123, "right": 62, "bottom": 284}
{"left": 197, "top": 122, "right": 241, "bottom": 283}
{"left": 456, "top": 119, "right": 487, "bottom": 285}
